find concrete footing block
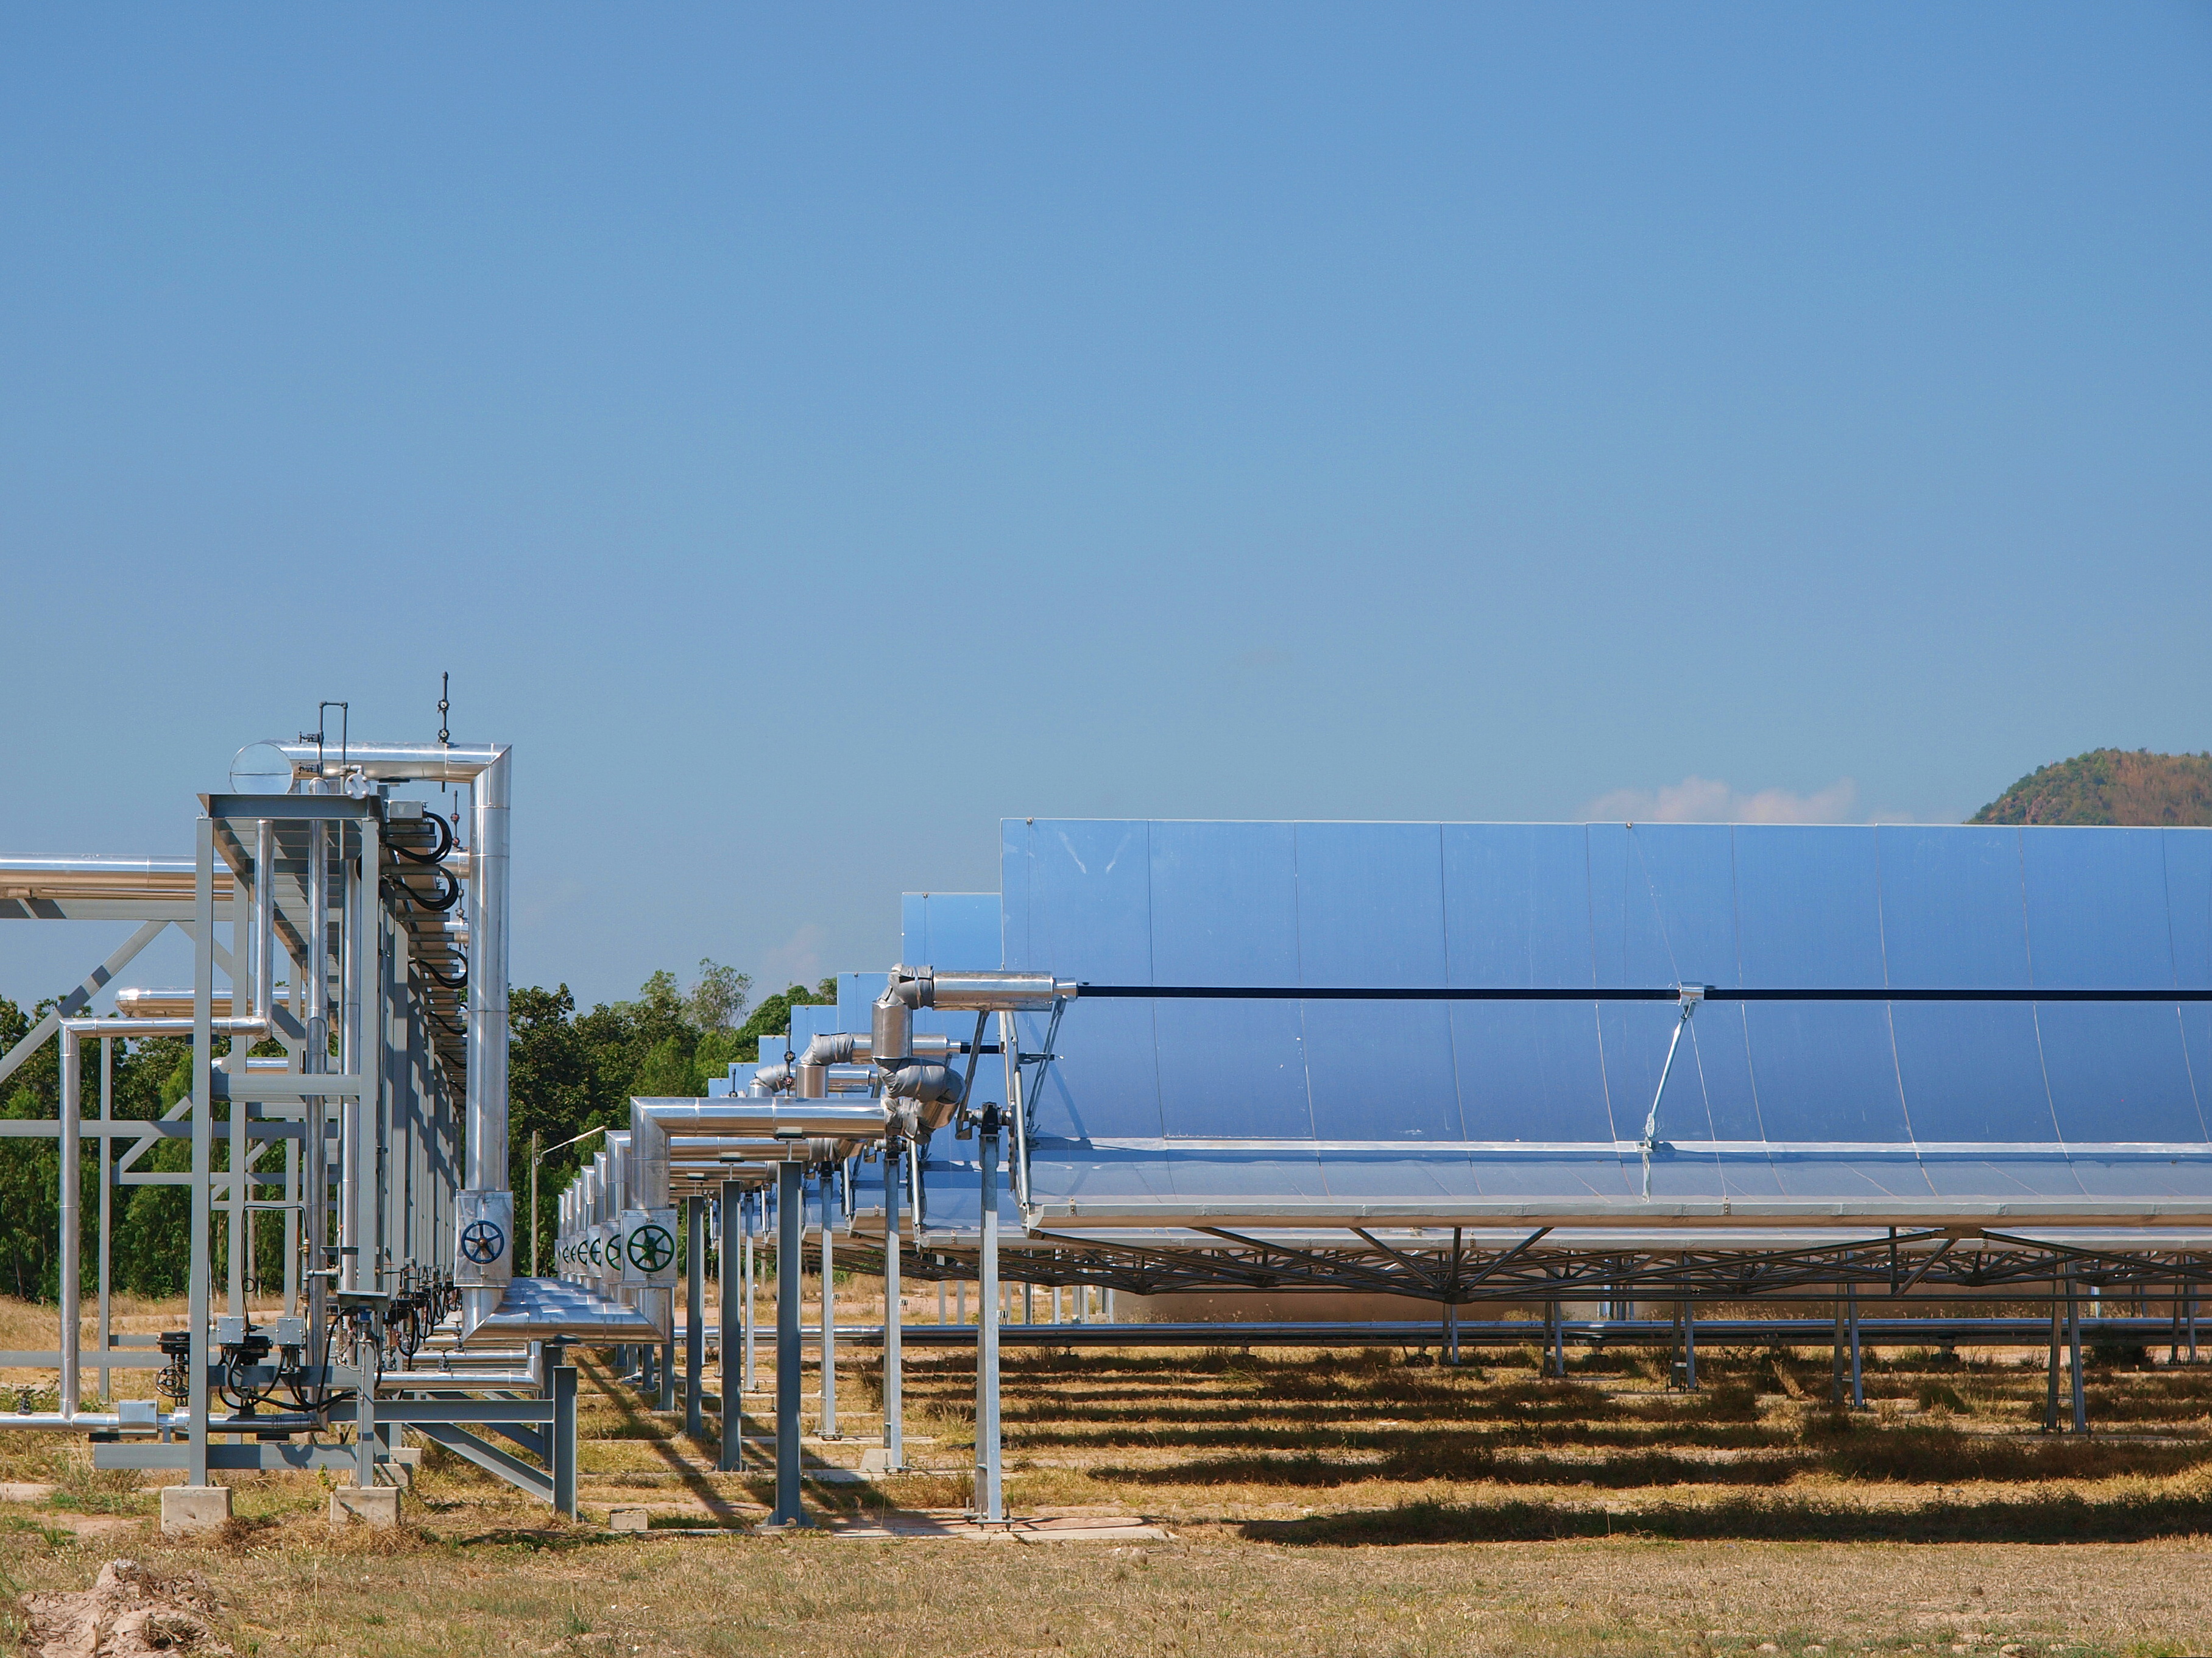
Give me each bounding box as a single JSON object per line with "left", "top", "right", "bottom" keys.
{"left": 606, "top": 1505, "right": 649, "bottom": 1533}
{"left": 329, "top": 1484, "right": 401, "bottom": 1528}
{"left": 160, "top": 1485, "right": 232, "bottom": 1538}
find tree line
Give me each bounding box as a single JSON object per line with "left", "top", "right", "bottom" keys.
{"left": 0, "top": 961, "right": 831, "bottom": 1302}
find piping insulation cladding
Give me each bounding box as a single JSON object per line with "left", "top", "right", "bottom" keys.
{"left": 1076, "top": 985, "right": 2212, "bottom": 1001}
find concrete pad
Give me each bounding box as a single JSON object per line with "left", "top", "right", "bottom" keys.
{"left": 329, "top": 1485, "right": 401, "bottom": 1528}
{"left": 0, "top": 1483, "right": 55, "bottom": 1503}
{"left": 858, "top": 1448, "right": 899, "bottom": 1475}
{"left": 606, "top": 1505, "right": 650, "bottom": 1533}
{"left": 160, "top": 1484, "right": 232, "bottom": 1537}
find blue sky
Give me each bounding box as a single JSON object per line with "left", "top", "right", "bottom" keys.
{"left": 1, "top": 5, "right": 2207, "bottom": 1009}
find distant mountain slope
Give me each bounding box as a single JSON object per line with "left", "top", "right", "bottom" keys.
{"left": 1970, "top": 749, "right": 2212, "bottom": 826}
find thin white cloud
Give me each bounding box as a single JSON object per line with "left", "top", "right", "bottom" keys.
{"left": 760, "top": 921, "right": 829, "bottom": 989}
{"left": 1581, "top": 776, "right": 1861, "bottom": 824}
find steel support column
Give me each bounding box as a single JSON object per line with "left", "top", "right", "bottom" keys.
{"left": 684, "top": 1194, "right": 705, "bottom": 1440}
{"left": 819, "top": 1169, "right": 838, "bottom": 1438}
{"left": 883, "top": 1141, "right": 903, "bottom": 1472}
{"left": 975, "top": 1110, "right": 1003, "bottom": 1523}
{"left": 718, "top": 1181, "right": 741, "bottom": 1472}
{"left": 772, "top": 1160, "right": 805, "bottom": 1526}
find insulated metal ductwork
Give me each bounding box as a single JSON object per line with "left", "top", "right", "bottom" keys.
{"left": 759, "top": 1030, "right": 972, "bottom": 1095}
{"left": 269, "top": 739, "right": 517, "bottom": 1335}
{"left": 883, "top": 1063, "right": 964, "bottom": 1102}
{"left": 627, "top": 1097, "right": 893, "bottom": 1211}
{"left": 872, "top": 968, "right": 1073, "bottom": 1125}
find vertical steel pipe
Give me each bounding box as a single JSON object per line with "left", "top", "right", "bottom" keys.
{"left": 339, "top": 825, "right": 361, "bottom": 1293}
{"left": 718, "top": 1181, "right": 741, "bottom": 1472}
{"left": 467, "top": 751, "right": 510, "bottom": 1190}
{"left": 819, "top": 1169, "right": 838, "bottom": 1439}
{"left": 97, "top": 1036, "right": 111, "bottom": 1402}
{"left": 58, "top": 1028, "right": 79, "bottom": 1419}
{"left": 883, "top": 1142, "right": 903, "bottom": 1471}
{"left": 742, "top": 1191, "right": 755, "bottom": 1394}
{"left": 975, "top": 1111, "right": 1003, "bottom": 1523}
{"left": 1848, "top": 1283, "right": 1864, "bottom": 1408}
{"left": 187, "top": 818, "right": 214, "bottom": 1488}
{"left": 2068, "top": 1269, "right": 2087, "bottom": 1433}
{"left": 305, "top": 821, "right": 329, "bottom": 1360}
{"left": 253, "top": 820, "right": 275, "bottom": 1019}
{"left": 772, "top": 1160, "right": 804, "bottom": 1526}
{"left": 685, "top": 1194, "right": 705, "bottom": 1439}
{"left": 357, "top": 813, "right": 384, "bottom": 1291}
{"left": 551, "top": 1359, "right": 578, "bottom": 1518}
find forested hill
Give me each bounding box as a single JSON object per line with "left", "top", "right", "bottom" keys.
{"left": 1971, "top": 749, "right": 2212, "bottom": 827}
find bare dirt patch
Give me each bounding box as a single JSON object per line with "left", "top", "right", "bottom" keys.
{"left": 18, "top": 1556, "right": 230, "bottom": 1656}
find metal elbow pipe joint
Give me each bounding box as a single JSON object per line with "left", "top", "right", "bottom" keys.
{"left": 882, "top": 1063, "right": 964, "bottom": 1104}
{"left": 885, "top": 966, "right": 1076, "bottom": 1015}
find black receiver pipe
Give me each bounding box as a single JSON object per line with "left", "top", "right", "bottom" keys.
{"left": 1078, "top": 985, "right": 2212, "bottom": 1002}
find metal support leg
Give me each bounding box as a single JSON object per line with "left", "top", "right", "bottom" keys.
{"left": 975, "top": 1113, "right": 1003, "bottom": 1523}
{"left": 2044, "top": 1284, "right": 2063, "bottom": 1431}
{"left": 97, "top": 1036, "right": 111, "bottom": 1403}
{"left": 1830, "top": 1295, "right": 1846, "bottom": 1406}
{"left": 883, "top": 1141, "right": 903, "bottom": 1472}
{"left": 551, "top": 1361, "right": 578, "bottom": 1518}
{"left": 58, "top": 1030, "right": 79, "bottom": 1418}
{"left": 1848, "top": 1283, "right": 1864, "bottom": 1409}
{"left": 1444, "top": 1298, "right": 1458, "bottom": 1367}
{"left": 355, "top": 1356, "right": 378, "bottom": 1490}
{"left": 742, "top": 1196, "right": 755, "bottom": 1394}
{"left": 772, "top": 1160, "right": 805, "bottom": 1527}
{"left": 1683, "top": 1300, "right": 1697, "bottom": 1390}
{"left": 819, "top": 1176, "right": 838, "bottom": 1439}
{"left": 684, "top": 1194, "right": 704, "bottom": 1440}
{"left": 659, "top": 1339, "right": 675, "bottom": 1414}
{"left": 718, "top": 1182, "right": 741, "bottom": 1472}
{"left": 187, "top": 818, "right": 214, "bottom": 1489}
{"left": 2068, "top": 1270, "right": 2087, "bottom": 1434}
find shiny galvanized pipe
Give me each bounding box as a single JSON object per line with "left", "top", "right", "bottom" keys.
{"left": 58, "top": 1030, "right": 78, "bottom": 1419}
{"left": 882, "top": 1139, "right": 903, "bottom": 1470}
{"left": 339, "top": 830, "right": 361, "bottom": 1292}
{"left": 57, "top": 1015, "right": 269, "bottom": 1421}
{"left": 270, "top": 742, "right": 511, "bottom": 1317}
{"left": 0, "top": 857, "right": 235, "bottom": 899}
{"left": 253, "top": 821, "right": 275, "bottom": 1020}
{"left": 305, "top": 819, "right": 329, "bottom": 1361}
{"left": 819, "top": 1168, "right": 836, "bottom": 1439}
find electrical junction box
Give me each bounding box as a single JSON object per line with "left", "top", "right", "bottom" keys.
{"left": 454, "top": 1189, "right": 514, "bottom": 1286}
{"left": 620, "top": 1206, "right": 680, "bottom": 1287}
{"left": 272, "top": 1317, "right": 306, "bottom": 1347}
{"left": 216, "top": 1316, "right": 246, "bottom": 1346}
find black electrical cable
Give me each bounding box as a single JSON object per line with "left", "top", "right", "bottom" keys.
{"left": 417, "top": 957, "right": 467, "bottom": 991}
{"left": 1075, "top": 983, "right": 2212, "bottom": 1003}
{"left": 386, "top": 868, "right": 462, "bottom": 912}
{"left": 390, "top": 810, "right": 453, "bottom": 865}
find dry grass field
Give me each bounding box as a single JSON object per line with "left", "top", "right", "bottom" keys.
{"left": 0, "top": 1292, "right": 2207, "bottom": 1656}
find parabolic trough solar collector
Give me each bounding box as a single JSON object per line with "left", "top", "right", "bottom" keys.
{"left": 995, "top": 821, "right": 2212, "bottom": 1228}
